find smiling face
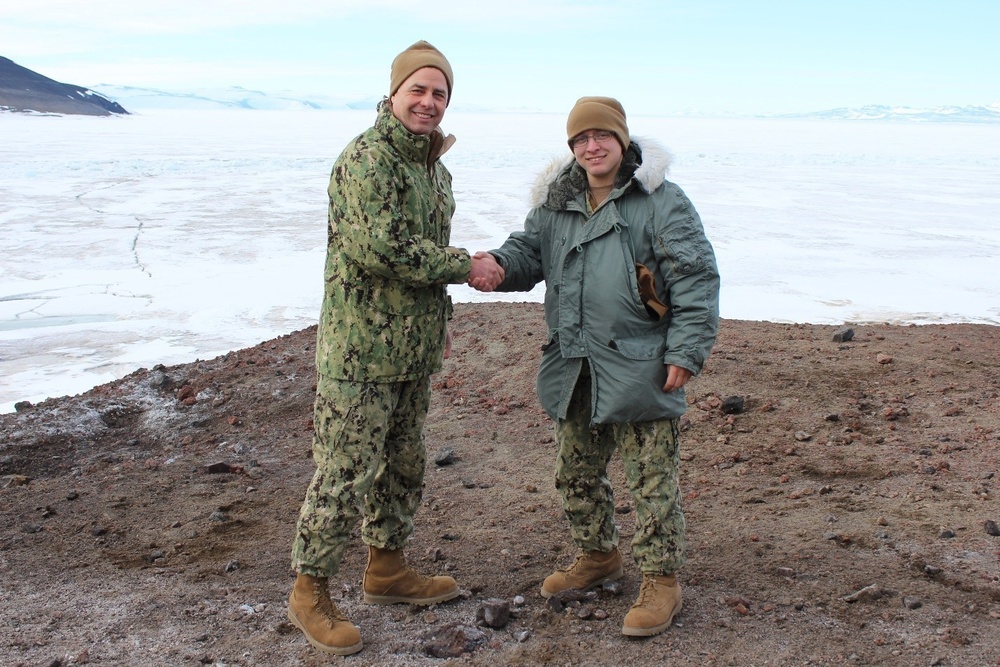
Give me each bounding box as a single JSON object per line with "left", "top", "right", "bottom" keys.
{"left": 571, "top": 129, "right": 624, "bottom": 187}
{"left": 389, "top": 67, "right": 449, "bottom": 135}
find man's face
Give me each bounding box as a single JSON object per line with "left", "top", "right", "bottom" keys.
{"left": 390, "top": 67, "right": 449, "bottom": 135}
{"left": 571, "top": 129, "right": 624, "bottom": 185}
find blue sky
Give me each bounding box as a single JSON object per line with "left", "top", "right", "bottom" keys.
{"left": 2, "top": 0, "right": 999, "bottom": 114}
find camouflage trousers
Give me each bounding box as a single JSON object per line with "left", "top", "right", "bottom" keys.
{"left": 290, "top": 373, "right": 431, "bottom": 577}
{"left": 554, "top": 372, "right": 686, "bottom": 575}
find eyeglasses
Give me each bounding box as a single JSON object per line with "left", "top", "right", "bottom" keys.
{"left": 570, "top": 130, "right": 617, "bottom": 149}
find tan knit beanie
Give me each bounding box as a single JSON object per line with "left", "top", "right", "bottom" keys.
{"left": 390, "top": 40, "right": 454, "bottom": 104}
{"left": 566, "top": 96, "right": 629, "bottom": 150}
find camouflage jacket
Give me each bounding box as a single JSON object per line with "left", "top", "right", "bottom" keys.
{"left": 316, "top": 101, "right": 472, "bottom": 381}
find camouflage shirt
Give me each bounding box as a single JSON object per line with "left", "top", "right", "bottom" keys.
{"left": 315, "top": 100, "right": 472, "bottom": 381}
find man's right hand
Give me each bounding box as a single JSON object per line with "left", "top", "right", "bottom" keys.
{"left": 468, "top": 251, "right": 504, "bottom": 291}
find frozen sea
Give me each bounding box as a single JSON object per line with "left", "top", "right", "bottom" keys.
{"left": 2, "top": 109, "right": 999, "bottom": 414}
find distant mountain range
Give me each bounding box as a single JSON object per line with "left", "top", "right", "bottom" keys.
{"left": 83, "top": 83, "right": 379, "bottom": 112}
{"left": 782, "top": 104, "right": 1000, "bottom": 123}
{"left": 89, "top": 85, "right": 1000, "bottom": 123}
{"left": 3, "top": 55, "right": 998, "bottom": 122}
{"left": 0, "top": 56, "right": 128, "bottom": 116}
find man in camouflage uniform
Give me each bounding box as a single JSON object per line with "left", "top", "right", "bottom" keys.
{"left": 472, "top": 97, "right": 720, "bottom": 637}
{"left": 287, "top": 41, "right": 503, "bottom": 656}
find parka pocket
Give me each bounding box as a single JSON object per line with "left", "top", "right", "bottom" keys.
{"left": 588, "top": 334, "right": 678, "bottom": 424}
{"left": 609, "top": 333, "right": 667, "bottom": 360}
{"left": 655, "top": 227, "right": 712, "bottom": 276}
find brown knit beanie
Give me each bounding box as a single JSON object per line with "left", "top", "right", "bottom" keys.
{"left": 566, "top": 96, "right": 629, "bottom": 150}
{"left": 390, "top": 40, "right": 454, "bottom": 104}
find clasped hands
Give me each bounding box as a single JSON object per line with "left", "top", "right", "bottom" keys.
{"left": 468, "top": 251, "right": 504, "bottom": 292}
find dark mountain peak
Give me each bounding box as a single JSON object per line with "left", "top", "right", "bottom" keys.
{"left": 0, "top": 56, "right": 129, "bottom": 116}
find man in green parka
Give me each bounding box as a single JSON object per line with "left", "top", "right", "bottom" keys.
{"left": 287, "top": 41, "right": 503, "bottom": 656}
{"left": 472, "top": 97, "right": 720, "bottom": 638}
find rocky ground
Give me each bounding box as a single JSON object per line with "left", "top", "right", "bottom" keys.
{"left": 2, "top": 302, "right": 999, "bottom": 667}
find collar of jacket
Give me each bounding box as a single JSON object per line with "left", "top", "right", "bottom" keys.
{"left": 375, "top": 97, "right": 457, "bottom": 173}
{"left": 528, "top": 136, "right": 673, "bottom": 210}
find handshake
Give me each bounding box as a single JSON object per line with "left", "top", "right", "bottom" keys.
{"left": 468, "top": 251, "right": 504, "bottom": 292}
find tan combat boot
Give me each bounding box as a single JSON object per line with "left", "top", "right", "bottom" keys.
{"left": 622, "top": 573, "right": 683, "bottom": 637}
{"left": 540, "top": 549, "right": 623, "bottom": 599}
{"left": 287, "top": 574, "right": 363, "bottom": 655}
{"left": 362, "top": 546, "right": 460, "bottom": 605}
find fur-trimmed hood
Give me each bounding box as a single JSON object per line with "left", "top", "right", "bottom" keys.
{"left": 528, "top": 136, "right": 673, "bottom": 210}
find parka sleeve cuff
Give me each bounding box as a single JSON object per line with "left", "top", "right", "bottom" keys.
{"left": 663, "top": 353, "right": 703, "bottom": 376}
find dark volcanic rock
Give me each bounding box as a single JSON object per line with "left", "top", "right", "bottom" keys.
{"left": 0, "top": 56, "right": 128, "bottom": 116}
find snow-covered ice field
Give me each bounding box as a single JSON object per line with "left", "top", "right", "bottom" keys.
{"left": 2, "top": 109, "right": 999, "bottom": 412}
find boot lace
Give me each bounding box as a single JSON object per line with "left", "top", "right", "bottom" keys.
{"left": 563, "top": 551, "right": 614, "bottom": 576}
{"left": 561, "top": 554, "right": 588, "bottom": 575}
{"left": 636, "top": 577, "right": 664, "bottom": 605}
{"left": 309, "top": 583, "right": 348, "bottom": 625}
{"left": 398, "top": 553, "right": 435, "bottom": 585}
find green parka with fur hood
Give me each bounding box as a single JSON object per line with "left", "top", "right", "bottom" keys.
{"left": 489, "top": 137, "right": 720, "bottom": 424}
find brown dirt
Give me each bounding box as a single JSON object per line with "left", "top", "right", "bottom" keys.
{"left": 2, "top": 302, "right": 999, "bottom": 667}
